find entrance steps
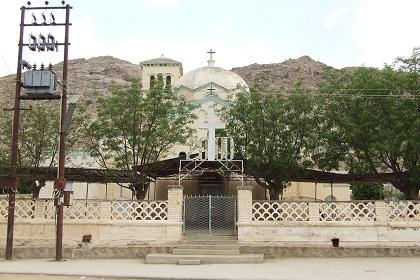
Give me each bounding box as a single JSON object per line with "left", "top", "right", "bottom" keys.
{"left": 145, "top": 253, "right": 263, "bottom": 264}
{"left": 145, "top": 236, "right": 264, "bottom": 265}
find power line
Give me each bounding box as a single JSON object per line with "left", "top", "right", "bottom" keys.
{"left": 0, "top": 51, "right": 12, "bottom": 75}
{"left": 139, "top": 88, "right": 420, "bottom": 99}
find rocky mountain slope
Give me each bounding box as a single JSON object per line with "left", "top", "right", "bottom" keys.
{"left": 0, "top": 55, "right": 338, "bottom": 111}
{"left": 231, "top": 55, "right": 335, "bottom": 90}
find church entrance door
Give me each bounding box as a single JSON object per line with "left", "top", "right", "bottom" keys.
{"left": 183, "top": 195, "right": 236, "bottom": 235}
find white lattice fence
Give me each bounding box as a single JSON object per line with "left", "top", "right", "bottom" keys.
{"left": 0, "top": 198, "right": 34, "bottom": 219}
{"left": 111, "top": 201, "right": 168, "bottom": 221}
{"left": 252, "top": 201, "right": 309, "bottom": 221}
{"left": 15, "top": 199, "right": 35, "bottom": 219}
{"left": 0, "top": 198, "right": 8, "bottom": 219}
{"left": 387, "top": 201, "right": 420, "bottom": 221}
{"left": 45, "top": 200, "right": 56, "bottom": 219}
{"left": 64, "top": 200, "right": 102, "bottom": 220}
{"left": 319, "top": 202, "right": 376, "bottom": 222}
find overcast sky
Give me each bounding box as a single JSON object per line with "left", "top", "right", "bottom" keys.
{"left": 0, "top": 0, "right": 420, "bottom": 77}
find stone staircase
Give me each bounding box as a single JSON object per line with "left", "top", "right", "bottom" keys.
{"left": 145, "top": 236, "right": 264, "bottom": 265}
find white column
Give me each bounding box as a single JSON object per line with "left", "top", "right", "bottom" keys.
{"left": 100, "top": 201, "right": 112, "bottom": 220}
{"left": 375, "top": 201, "right": 388, "bottom": 223}
{"left": 167, "top": 185, "right": 183, "bottom": 222}
{"left": 34, "top": 200, "right": 47, "bottom": 219}
{"left": 237, "top": 186, "right": 253, "bottom": 223}
{"left": 167, "top": 185, "right": 183, "bottom": 241}
{"left": 308, "top": 202, "right": 320, "bottom": 222}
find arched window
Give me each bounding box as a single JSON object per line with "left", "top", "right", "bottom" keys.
{"left": 166, "top": 75, "right": 172, "bottom": 88}
{"left": 150, "top": 75, "right": 156, "bottom": 89}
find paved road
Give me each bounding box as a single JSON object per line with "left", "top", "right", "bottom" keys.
{"left": 0, "top": 276, "right": 111, "bottom": 280}
{"left": 0, "top": 258, "right": 419, "bottom": 280}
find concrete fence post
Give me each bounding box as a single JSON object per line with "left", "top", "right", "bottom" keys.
{"left": 34, "top": 200, "right": 47, "bottom": 219}
{"left": 308, "top": 202, "right": 320, "bottom": 222}
{"left": 167, "top": 185, "right": 183, "bottom": 222}
{"left": 375, "top": 201, "right": 388, "bottom": 223}
{"left": 237, "top": 186, "right": 253, "bottom": 223}
{"left": 100, "top": 201, "right": 112, "bottom": 220}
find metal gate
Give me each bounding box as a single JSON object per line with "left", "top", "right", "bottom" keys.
{"left": 183, "top": 195, "right": 236, "bottom": 235}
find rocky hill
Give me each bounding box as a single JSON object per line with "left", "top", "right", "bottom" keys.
{"left": 231, "top": 55, "right": 335, "bottom": 90}
{"left": 0, "top": 55, "right": 338, "bottom": 112}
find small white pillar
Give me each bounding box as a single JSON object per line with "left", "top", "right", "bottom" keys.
{"left": 100, "top": 201, "right": 112, "bottom": 220}
{"left": 237, "top": 186, "right": 253, "bottom": 223}
{"left": 167, "top": 185, "right": 183, "bottom": 222}
{"left": 167, "top": 185, "right": 184, "bottom": 241}
{"left": 34, "top": 200, "right": 47, "bottom": 219}
{"left": 308, "top": 202, "right": 320, "bottom": 222}
{"left": 375, "top": 201, "right": 388, "bottom": 223}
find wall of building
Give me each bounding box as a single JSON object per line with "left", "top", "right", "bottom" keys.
{"left": 283, "top": 182, "right": 351, "bottom": 201}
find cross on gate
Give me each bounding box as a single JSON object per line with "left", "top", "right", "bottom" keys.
{"left": 198, "top": 111, "right": 225, "bottom": 161}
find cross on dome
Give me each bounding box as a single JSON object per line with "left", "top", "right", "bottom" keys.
{"left": 207, "top": 49, "right": 215, "bottom": 60}
{"left": 207, "top": 49, "right": 216, "bottom": 67}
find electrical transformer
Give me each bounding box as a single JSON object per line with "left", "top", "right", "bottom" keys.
{"left": 23, "top": 68, "right": 57, "bottom": 96}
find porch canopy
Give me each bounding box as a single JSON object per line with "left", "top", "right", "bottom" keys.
{"left": 0, "top": 166, "right": 133, "bottom": 184}
{"left": 135, "top": 156, "right": 405, "bottom": 184}
{"left": 0, "top": 157, "right": 408, "bottom": 186}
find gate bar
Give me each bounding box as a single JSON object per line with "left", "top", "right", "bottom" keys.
{"left": 209, "top": 195, "right": 212, "bottom": 235}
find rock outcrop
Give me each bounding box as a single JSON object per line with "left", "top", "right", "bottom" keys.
{"left": 231, "top": 56, "right": 336, "bottom": 90}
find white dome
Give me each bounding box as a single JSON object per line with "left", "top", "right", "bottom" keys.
{"left": 175, "top": 66, "right": 248, "bottom": 91}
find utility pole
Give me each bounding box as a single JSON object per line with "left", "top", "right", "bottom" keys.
{"left": 0, "top": 1, "right": 72, "bottom": 261}
{"left": 55, "top": 3, "right": 71, "bottom": 261}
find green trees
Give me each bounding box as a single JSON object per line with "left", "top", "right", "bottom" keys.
{"left": 0, "top": 105, "right": 61, "bottom": 196}
{"left": 317, "top": 49, "right": 420, "bottom": 199}
{"left": 352, "top": 184, "right": 384, "bottom": 200}
{"left": 223, "top": 85, "right": 318, "bottom": 199}
{"left": 224, "top": 49, "right": 419, "bottom": 200}
{"left": 79, "top": 77, "right": 196, "bottom": 199}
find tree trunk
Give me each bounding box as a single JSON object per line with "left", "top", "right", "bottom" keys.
{"left": 131, "top": 181, "right": 149, "bottom": 200}
{"left": 269, "top": 184, "right": 283, "bottom": 200}
{"left": 402, "top": 184, "right": 419, "bottom": 200}
{"left": 135, "top": 189, "right": 147, "bottom": 200}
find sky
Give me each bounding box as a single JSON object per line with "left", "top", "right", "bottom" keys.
{"left": 0, "top": 0, "right": 420, "bottom": 77}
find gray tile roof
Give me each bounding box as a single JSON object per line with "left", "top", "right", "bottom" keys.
{"left": 140, "top": 56, "right": 181, "bottom": 65}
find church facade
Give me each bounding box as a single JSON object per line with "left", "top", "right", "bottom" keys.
{"left": 139, "top": 51, "right": 351, "bottom": 201}
{"left": 40, "top": 51, "right": 351, "bottom": 202}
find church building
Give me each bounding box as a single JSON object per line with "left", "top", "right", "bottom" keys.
{"left": 39, "top": 50, "right": 351, "bottom": 202}
{"left": 139, "top": 50, "right": 351, "bottom": 201}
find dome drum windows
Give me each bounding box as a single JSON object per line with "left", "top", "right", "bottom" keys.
{"left": 166, "top": 75, "right": 172, "bottom": 88}
{"left": 150, "top": 75, "right": 156, "bottom": 89}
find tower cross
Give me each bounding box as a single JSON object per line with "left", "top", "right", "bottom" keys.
{"left": 207, "top": 49, "right": 215, "bottom": 60}
{"left": 198, "top": 111, "right": 225, "bottom": 161}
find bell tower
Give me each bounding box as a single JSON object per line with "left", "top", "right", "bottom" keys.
{"left": 140, "top": 54, "right": 183, "bottom": 90}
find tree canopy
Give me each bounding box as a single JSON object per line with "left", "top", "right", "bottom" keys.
{"left": 223, "top": 49, "right": 419, "bottom": 200}
{"left": 316, "top": 49, "right": 420, "bottom": 199}
{"left": 222, "top": 84, "right": 319, "bottom": 199}
{"left": 78, "top": 77, "right": 196, "bottom": 199}
{"left": 0, "top": 103, "right": 80, "bottom": 196}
